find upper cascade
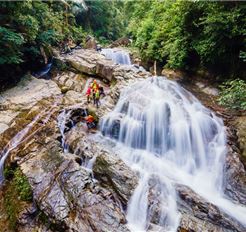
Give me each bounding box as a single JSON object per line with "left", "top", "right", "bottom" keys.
{"left": 101, "top": 48, "right": 131, "bottom": 65}
{"left": 100, "top": 76, "right": 246, "bottom": 231}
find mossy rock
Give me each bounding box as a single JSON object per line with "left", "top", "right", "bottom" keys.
{"left": 3, "top": 167, "right": 33, "bottom": 231}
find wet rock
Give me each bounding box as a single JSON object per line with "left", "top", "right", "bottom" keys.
{"left": 234, "top": 116, "right": 246, "bottom": 165}
{"left": 93, "top": 151, "right": 138, "bottom": 206}
{"left": 195, "top": 82, "right": 219, "bottom": 96}
{"left": 96, "top": 60, "right": 115, "bottom": 81}
{"left": 85, "top": 36, "right": 97, "bottom": 49}
{"left": 109, "top": 37, "right": 131, "bottom": 48}
{"left": 63, "top": 90, "right": 85, "bottom": 105}
{"left": 19, "top": 140, "right": 129, "bottom": 232}
{"left": 176, "top": 184, "right": 245, "bottom": 232}
{"left": 224, "top": 148, "right": 246, "bottom": 205}
{"left": 178, "top": 212, "right": 226, "bottom": 232}
{"left": 0, "top": 75, "right": 60, "bottom": 137}
{"left": 0, "top": 75, "right": 61, "bottom": 111}
{"left": 58, "top": 49, "right": 150, "bottom": 83}
{"left": 161, "top": 68, "right": 183, "bottom": 81}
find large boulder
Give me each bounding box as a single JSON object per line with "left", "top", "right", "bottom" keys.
{"left": 109, "top": 37, "right": 131, "bottom": 48}
{"left": 20, "top": 146, "right": 129, "bottom": 232}
{"left": 0, "top": 75, "right": 60, "bottom": 111}
{"left": 0, "top": 75, "right": 61, "bottom": 135}
{"left": 93, "top": 151, "right": 138, "bottom": 206}
{"left": 85, "top": 36, "right": 97, "bottom": 49}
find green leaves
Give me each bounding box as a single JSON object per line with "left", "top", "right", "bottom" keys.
{"left": 218, "top": 79, "right": 246, "bottom": 110}
{"left": 127, "top": 0, "right": 246, "bottom": 76}
{"left": 0, "top": 26, "right": 24, "bottom": 64}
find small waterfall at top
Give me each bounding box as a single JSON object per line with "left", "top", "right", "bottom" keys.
{"left": 101, "top": 48, "right": 131, "bottom": 65}
{"left": 100, "top": 77, "right": 246, "bottom": 231}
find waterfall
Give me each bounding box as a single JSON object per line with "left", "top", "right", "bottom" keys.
{"left": 100, "top": 77, "right": 246, "bottom": 231}
{"left": 33, "top": 61, "right": 52, "bottom": 78}
{"left": 101, "top": 48, "right": 131, "bottom": 65}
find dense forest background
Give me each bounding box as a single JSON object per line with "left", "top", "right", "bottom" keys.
{"left": 0, "top": 0, "right": 245, "bottom": 107}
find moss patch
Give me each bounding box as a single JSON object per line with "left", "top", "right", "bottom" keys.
{"left": 3, "top": 167, "right": 32, "bottom": 231}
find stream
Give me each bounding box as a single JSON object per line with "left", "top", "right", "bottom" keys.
{"left": 100, "top": 76, "right": 246, "bottom": 231}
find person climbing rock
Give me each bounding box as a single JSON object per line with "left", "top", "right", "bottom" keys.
{"left": 86, "top": 86, "right": 92, "bottom": 103}
{"left": 85, "top": 114, "right": 96, "bottom": 129}
{"left": 95, "top": 89, "right": 100, "bottom": 108}
{"left": 91, "top": 79, "right": 99, "bottom": 92}
{"left": 91, "top": 80, "right": 99, "bottom": 105}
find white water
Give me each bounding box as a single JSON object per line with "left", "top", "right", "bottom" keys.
{"left": 0, "top": 108, "right": 55, "bottom": 185}
{"left": 100, "top": 77, "right": 246, "bottom": 231}
{"left": 101, "top": 48, "right": 131, "bottom": 65}
{"left": 57, "top": 109, "right": 72, "bottom": 153}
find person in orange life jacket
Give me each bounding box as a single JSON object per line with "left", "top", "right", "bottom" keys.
{"left": 85, "top": 114, "right": 96, "bottom": 129}
{"left": 86, "top": 86, "right": 92, "bottom": 103}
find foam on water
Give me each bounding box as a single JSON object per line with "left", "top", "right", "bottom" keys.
{"left": 100, "top": 76, "right": 246, "bottom": 231}
{"left": 101, "top": 48, "right": 131, "bottom": 65}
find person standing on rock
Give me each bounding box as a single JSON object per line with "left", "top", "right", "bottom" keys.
{"left": 91, "top": 80, "right": 99, "bottom": 105}
{"left": 86, "top": 86, "right": 92, "bottom": 103}
{"left": 95, "top": 89, "right": 100, "bottom": 108}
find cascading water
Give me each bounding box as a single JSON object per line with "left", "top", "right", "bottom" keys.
{"left": 57, "top": 108, "right": 88, "bottom": 153}
{"left": 100, "top": 77, "right": 246, "bottom": 231}
{"left": 101, "top": 48, "right": 131, "bottom": 65}
{"left": 0, "top": 107, "right": 55, "bottom": 185}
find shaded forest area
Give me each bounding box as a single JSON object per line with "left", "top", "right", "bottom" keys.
{"left": 0, "top": 0, "right": 125, "bottom": 89}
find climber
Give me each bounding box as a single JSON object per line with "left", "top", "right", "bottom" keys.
{"left": 85, "top": 114, "right": 97, "bottom": 129}
{"left": 91, "top": 79, "right": 99, "bottom": 91}
{"left": 91, "top": 80, "right": 99, "bottom": 104}
{"left": 86, "top": 86, "right": 92, "bottom": 103}
{"left": 95, "top": 89, "right": 100, "bottom": 108}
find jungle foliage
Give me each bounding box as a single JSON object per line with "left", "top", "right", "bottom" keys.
{"left": 218, "top": 79, "right": 246, "bottom": 110}
{"left": 0, "top": 0, "right": 124, "bottom": 89}
{"left": 126, "top": 0, "right": 246, "bottom": 78}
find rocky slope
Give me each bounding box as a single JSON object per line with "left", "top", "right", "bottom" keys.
{"left": 0, "top": 49, "right": 245, "bottom": 232}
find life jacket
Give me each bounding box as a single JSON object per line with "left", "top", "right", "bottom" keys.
{"left": 86, "top": 87, "right": 91, "bottom": 95}
{"left": 91, "top": 82, "right": 99, "bottom": 91}
{"left": 95, "top": 90, "right": 100, "bottom": 99}
{"left": 86, "top": 115, "right": 94, "bottom": 123}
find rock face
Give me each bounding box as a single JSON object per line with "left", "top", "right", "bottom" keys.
{"left": 109, "top": 37, "right": 131, "bottom": 48}
{"left": 21, "top": 146, "right": 129, "bottom": 232}
{"left": 85, "top": 36, "right": 97, "bottom": 49}
{"left": 234, "top": 116, "right": 246, "bottom": 165}
{"left": 0, "top": 75, "right": 61, "bottom": 135}
{"left": 176, "top": 185, "right": 245, "bottom": 232}
{"left": 224, "top": 130, "right": 246, "bottom": 205}
{"left": 58, "top": 49, "right": 150, "bottom": 82}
